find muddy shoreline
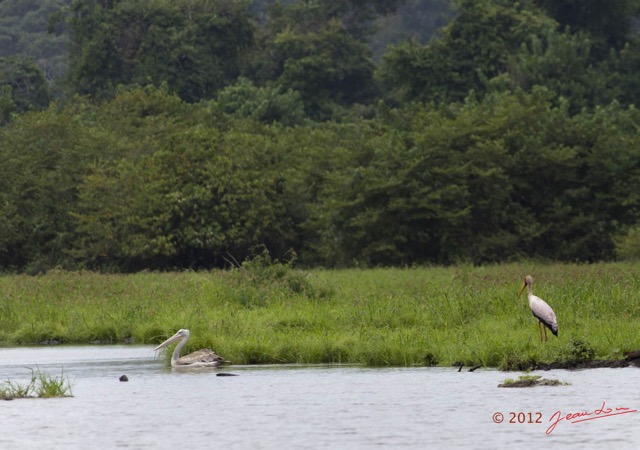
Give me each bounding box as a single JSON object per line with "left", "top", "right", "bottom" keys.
{"left": 534, "top": 350, "right": 640, "bottom": 370}
{"left": 457, "top": 351, "right": 640, "bottom": 372}
{"left": 532, "top": 359, "right": 637, "bottom": 370}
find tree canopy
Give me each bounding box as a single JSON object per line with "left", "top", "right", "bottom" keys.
{"left": 2, "top": 0, "right": 640, "bottom": 272}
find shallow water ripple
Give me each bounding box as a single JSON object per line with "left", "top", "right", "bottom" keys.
{"left": 1, "top": 347, "right": 638, "bottom": 449}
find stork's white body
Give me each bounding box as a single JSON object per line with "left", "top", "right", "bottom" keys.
{"left": 518, "top": 276, "right": 558, "bottom": 341}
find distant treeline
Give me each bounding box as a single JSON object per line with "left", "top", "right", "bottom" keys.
{"left": 2, "top": 86, "right": 640, "bottom": 271}
{"left": 2, "top": 0, "right": 640, "bottom": 272}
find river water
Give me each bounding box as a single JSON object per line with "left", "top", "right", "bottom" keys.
{"left": 0, "top": 346, "right": 638, "bottom": 449}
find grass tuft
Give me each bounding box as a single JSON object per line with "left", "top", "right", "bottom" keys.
{"left": 561, "top": 339, "right": 596, "bottom": 364}
{"left": 499, "top": 373, "right": 570, "bottom": 387}
{"left": 0, "top": 367, "right": 73, "bottom": 400}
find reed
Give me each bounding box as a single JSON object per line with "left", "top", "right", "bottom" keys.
{"left": 0, "top": 367, "right": 73, "bottom": 400}
{"left": 1, "top": 262, "right": 639, "bottom": 369}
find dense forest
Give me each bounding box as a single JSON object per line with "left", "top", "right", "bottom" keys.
{"left": 1, "top": 0, "right": 640, "bottom": 273}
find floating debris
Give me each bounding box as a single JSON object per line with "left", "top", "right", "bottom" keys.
{"left": 216, "top": 373, "right": 238, "bottom": 377}
{"left": 454, "top": 363, "right": 482, "bottom": 372}
{"left": 499, "top": 374, "right": 569, "bottom": 388}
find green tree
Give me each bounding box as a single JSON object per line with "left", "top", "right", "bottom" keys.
{"left": 214, "top": 77, "right": 305, "bottom": 126}
{"left": 67, "top": 0, "right": 255, "bottom": 101}
{"left": 0, "top": 86, "right": 17, "bottom": 124}
{"left": 67, "top": 85, "right": 304, "bottom": 270}
{"left": 492, "top": 28, "right": 616, "bottom": 113}
{"left": 0, "top": 55, "right": 51, "bottom": 113}
{"left": 377, "top": 0, "right": 557, "bottom": 104}
{"left": 0, "top": 103, "right": 98, "bottom": 271}
{"left": 72, "top": 121, "right": 300, "bottom": 270}
{"left": 0, "top": 0, "right": 70, "bottom": 85}
{"left": 615, "top": 226, "right": 640, "bottom": 260}
{"left": 370, "top": 0, "right": 453, "bottom": 59}
{"left": 302, "top": 88, "right": 640, "bottom": 266}
{"left": 534, "top": 0, "right": 640, "bottom": 54}
{"left": 261, "top": 0, "right": 404, "bottom": 118}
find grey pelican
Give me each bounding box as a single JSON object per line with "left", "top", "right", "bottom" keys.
{"left": 518, "top": 275, "right": 558, "bottom": 342}
{"left": 155, "top": 329, "right": 226, "bottom": 368}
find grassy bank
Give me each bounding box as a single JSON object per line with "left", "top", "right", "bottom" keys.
{"left": 1, "top": 262, "right": 639, "bottom": 369}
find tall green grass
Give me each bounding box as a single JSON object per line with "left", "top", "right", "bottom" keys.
{"left": 1, "top": 262, "right": 639, "bottom": 369}
{"left": 0, "top": 367, "right": 73, "bottom": 400}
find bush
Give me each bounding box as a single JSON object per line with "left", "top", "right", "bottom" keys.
{"left": 561, "top": 339, "right": 596, "bottom": 364}
{"left": 615, "top": 226, "right": 640, "bottom": 261}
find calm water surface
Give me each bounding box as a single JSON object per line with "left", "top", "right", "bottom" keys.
{"left": 1, "top": 346, "right": 638, "bottom": 449}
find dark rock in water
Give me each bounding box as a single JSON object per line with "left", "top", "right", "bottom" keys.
{"left": 216, "top": 373, "right": 238, "bottom": 377}
{"left": 119, "top": 375, "right": 129, "bottom": 382}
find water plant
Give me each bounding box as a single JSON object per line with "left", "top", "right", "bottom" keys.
{"left": 499, "top": 373, "right": 569, "bottom": 388}
{"left": 0, "top": 367, "right": 73, "bottom": 400}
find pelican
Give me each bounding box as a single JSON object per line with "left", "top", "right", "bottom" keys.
{"left": 155, "top": 329, "right": 226, "bottom": 368}
{"left": 518, "top": 275, "right": 558, "bottom": 342}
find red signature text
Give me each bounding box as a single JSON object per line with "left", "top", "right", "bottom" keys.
{"left": 546, "top": 402, "right": 637, "bottom": 435}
